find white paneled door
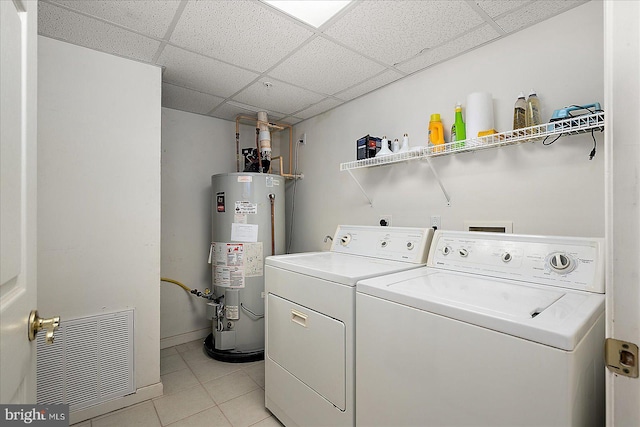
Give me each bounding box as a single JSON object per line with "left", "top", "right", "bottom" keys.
{"left": 0, "top": 0, "right": 38, "bottom": 403}
{"left": 604, "top": 1, "right": 640, "bottom": 425}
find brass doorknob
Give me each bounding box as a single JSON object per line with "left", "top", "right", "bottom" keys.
{"left": 28, "top": 310, "right": 60, "bottom": 344}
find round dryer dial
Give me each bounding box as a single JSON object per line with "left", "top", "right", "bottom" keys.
{"left": 547, "top": 252, "right": 575, "bottom": 274}
{"left": 340, "top": 234, "right": 352, "bottom": 246}
{"left": 379, "top": 234, "right": 391, "bottom": 249}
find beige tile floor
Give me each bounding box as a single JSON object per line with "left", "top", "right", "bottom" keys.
{"left": 73, "top": 339, "right": 283, "bottom": 427}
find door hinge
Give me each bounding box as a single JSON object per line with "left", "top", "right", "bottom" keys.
{"left": 605, "top": 338, "right": 639, "bottom": 378}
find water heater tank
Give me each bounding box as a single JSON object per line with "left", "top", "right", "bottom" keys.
{"left": 206, "top": 172, "right": 285, "bottom": 362}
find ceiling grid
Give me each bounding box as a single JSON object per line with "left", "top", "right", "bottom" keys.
{"left": 38, "top": 0, "right": 589, "bottom": 123}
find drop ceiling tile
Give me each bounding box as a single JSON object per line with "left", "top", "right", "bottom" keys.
{"left": 48, "top": 0, "right": 181, "bottom": 38}
{"left": 269, "top": 37, "right": 386, "bottom": 95}
{"left": 475, "top": 1, "right": 529, "bottom": 18}
{"left": 295, "top": 98, "right": 344, "bottom": 120}
{"left": 209, "top": 103, "right": 256, "bottom": 122}
{"left": 157, "top": 45, "right": 259, "bottom": 98}
{"left": 397, "top": 25, "right": 501, "bottom": 74}
{"left": 232, "top": 78, "right": 324, "bottom": 116}
{"left": 335, "top": 70, "right": 405, "bottom": 101}
{"left": 324, "top": 0, "right": 484, "bottom": 66}
{"left": 162, "top": 83, "right": 225, "bottom": 115}
{"left": 209, "top": 102, "right": 284, "bottom": 122}
{"left": 495, "top": 1, "right": 587, "bottom": 33}
{"left": 226, "top": 101, "right": 285, "bottom": 120}
{"left": 38, "top": 1, "right": 161, "bottom": 63}
{"left": 279, "top": 116, "right": 304, "bottom": 125}
{"left": 170, "top": 0, "right": 314, "bottom": 72}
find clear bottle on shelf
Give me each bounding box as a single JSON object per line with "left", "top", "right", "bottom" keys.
{"left": 513, "top": 92, "right": 527, "bottom": 131}
{"left": 525, "top": 90, "right": 541, "bottom": 132}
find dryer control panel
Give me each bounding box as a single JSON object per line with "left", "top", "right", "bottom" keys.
{"left": 427, "top": 230, "right": 604, "bottom": 293}
{"left": 331, "top": 225, "right": 434, "bottom": 264}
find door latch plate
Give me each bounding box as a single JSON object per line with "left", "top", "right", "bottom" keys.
{"left": 605, "top": 338, "right": 639, "bottom": 378}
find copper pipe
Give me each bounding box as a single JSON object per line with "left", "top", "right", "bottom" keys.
{"left": 289, "top": 126, "right": 293, "bottom": 176}
{"left": 235, "top": 115, "right": 285, "bottom": 131}
{"left": 234, "top": 115, "right": 300, "bottom": 179}
{"left": 270, "top": 156, "right": 301, "bottom": 178}
{"left": 271, "top": 156, "right": 284, "bottom": 175}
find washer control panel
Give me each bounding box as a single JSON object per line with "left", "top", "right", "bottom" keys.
{"left": 427, "top": 230, "right": 604, "bottom": 293}
{"left": 331, "top": 225, "right": 434, "bottom": 263}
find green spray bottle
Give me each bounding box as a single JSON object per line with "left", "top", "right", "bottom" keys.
{"left": 453, "top": 102, "right": 466, "bottom": 148}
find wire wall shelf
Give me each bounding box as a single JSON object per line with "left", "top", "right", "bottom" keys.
{"left": 340, "top": 112, "right": 604, "bottom": 170}
{"left": 340, "top": 147, "right": 427, "bottom": 171}
{"left": 427, "top": 112, "right": 604, "bottom": 157}
{"left": 339, "top": 112, "right": 604, "bottom": 207}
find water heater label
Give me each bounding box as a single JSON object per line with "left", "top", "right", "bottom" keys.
{"left": 212, "top": 242, "right": 245, "bottom": 288}
{"left": 237, "top": 176, "right": 252, "bottom": 183}
{"left": 214, "top": 266, "right": 244, "bottom": 288}
{"left": 244, "top": 242, "right": 264, "bottom": 277}
{"left": 216, "top": 192, "right": 225, "bottom": 212}
{"left": 235, "top": 201, "right": 257, "bottom": 214}
{"left": 231, "top": 223, "right": 259, "bottom": 242}
{"left": 266, "top": 176, "right": 274, "bottom": 187}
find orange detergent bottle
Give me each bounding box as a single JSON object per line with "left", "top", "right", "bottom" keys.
{"left": 429, "top": 114, "right": 445, "bottom": 153}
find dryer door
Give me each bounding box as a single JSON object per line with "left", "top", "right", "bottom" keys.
{"left": 267, "top": 294, "right": 346, "bottom": 410}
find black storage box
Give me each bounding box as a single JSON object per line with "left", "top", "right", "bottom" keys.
{"left": 356, "top": 135, "right": 382, "bottom": 160}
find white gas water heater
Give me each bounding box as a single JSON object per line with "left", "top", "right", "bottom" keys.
{"left": 205, "top": 171, "right": 285, "bottom": 362}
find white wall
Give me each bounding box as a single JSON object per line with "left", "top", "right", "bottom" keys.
{"left": 288, "top": 2, "right": 604, "bottom": 252}
{"left": 38, "top": 37, "right": 162, "bottom": 418}
{"left": 160, "top": 108, "right": 235, "bottom": 347}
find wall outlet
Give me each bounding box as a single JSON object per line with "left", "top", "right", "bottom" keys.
{"left": 430, "top": 215, "right": 441, "bottom": 230}
{"left": 299, "top": 133, "right": 307, "bottom": 144}
{"left": 379, "top": 215, "right": 392, "bottom": 227}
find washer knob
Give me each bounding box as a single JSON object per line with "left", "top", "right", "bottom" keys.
{"left": 548, "top": 252, "right": 573, "bottom": 273}
{"left": 458, "top": 248, "right": 469, "bottom": 257}
{"left": 442, "top": 246, "right": 452, "bottom": 255}
{"left": 340, "top": 234, "right": 352, "bottom": 246}
{"left": 406, "top": 241, "right": 415, "bottom": 250}
{"left": 502, "top": 252, "right": 512, "bottom": 263}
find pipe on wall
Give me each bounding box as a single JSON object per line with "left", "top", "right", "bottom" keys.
{"left": 234, "top": 114, "right": 301, "bottom": 179}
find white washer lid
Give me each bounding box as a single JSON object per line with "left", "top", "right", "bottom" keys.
{"left": 265, "top": 252, "right": 424, "bottom": 286}
{"left": 357, "top": 267, "right": 604, "bottom": 350}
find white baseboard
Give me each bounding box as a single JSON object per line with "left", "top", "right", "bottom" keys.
{"left": 160, "top": 327, "right": 210, "bottom": 349}
{"left": 69, "top": 382, "right": 163, "bottom": 425}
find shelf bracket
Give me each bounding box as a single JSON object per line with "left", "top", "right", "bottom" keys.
{"left": 424, "top": 156, "right": 451, "bottom": 206}
{"left": 346, "top": 169, "right": 373, "bottom": 206}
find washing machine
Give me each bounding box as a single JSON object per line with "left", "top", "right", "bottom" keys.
{"left": 356, "top": 230, "right": 605, "bottom": 427}
{"left": 264, "top": 225, "right": 434, "bottom": 427}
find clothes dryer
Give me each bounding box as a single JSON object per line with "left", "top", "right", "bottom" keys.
{"left": 356, "top": 230, "right": 605, "bottom": 427}
{"left": 265, "top": 225, "right": 434, "bottom": 427}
